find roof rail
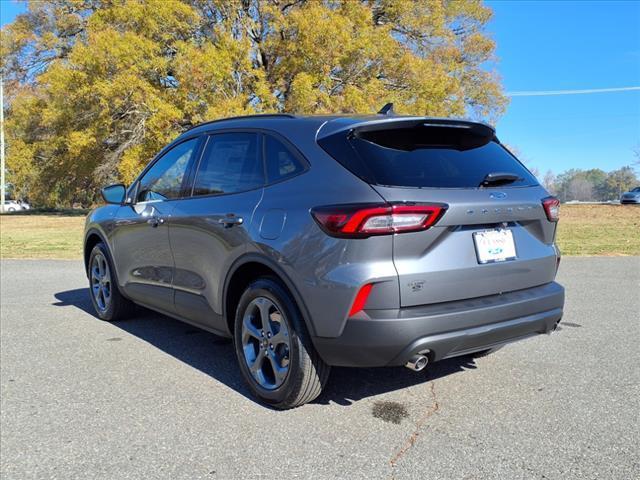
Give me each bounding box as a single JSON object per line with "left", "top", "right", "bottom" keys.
{"left": 183, "top": 113, "right": 296, "bottom": 133}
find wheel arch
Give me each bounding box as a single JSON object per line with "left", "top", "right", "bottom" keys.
{"left": 222, "top": 254, "right": 317, "bottom": 338}
{"left": 83, "top": 228, "right": 113, "bottom": 277}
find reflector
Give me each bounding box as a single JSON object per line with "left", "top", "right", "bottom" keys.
{"left": 349, "top": 283, "right": 374, "bottom": 316}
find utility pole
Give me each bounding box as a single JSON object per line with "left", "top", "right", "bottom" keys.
{"left": 0, "top": 74, "right": 5, "bottom": 212}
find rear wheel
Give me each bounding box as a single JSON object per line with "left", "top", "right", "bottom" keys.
{"left": 88, "top": 242, "right": 135, "bottom": 321}
{"left": 233, "top": 277, "right": 330, "bottom": 409}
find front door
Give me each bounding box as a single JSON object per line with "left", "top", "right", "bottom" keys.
{"left": 112, "top": 137, "right": 200, "bottom": 314}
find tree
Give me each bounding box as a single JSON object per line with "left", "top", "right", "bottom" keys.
{"left": 553, "top": 166, "right": 638, "bottom": 202}
{"left": 555, "top": 169, "right": 581, "bottom": 202}
{"left": 579, "top": 168, "right": 607, "bottom": 201}
{"left": 542, "top": 169, "right": 556, "bottom": 195}
{"left": 603, "top": 166, "right": 638, "bottom": 200}
{"left": 554, "top": 168, "right": 613, "bottom": 202}
{"left": 567, "top": 177, "right": 593, "bottom": 202}
{"left": 1, "top": 0, "right": 507, "bottom": 207}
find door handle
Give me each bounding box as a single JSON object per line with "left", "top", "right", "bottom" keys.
{"left": 218, "top": 215, "right": 243, "bottom": 228}
{"left": 147, "top": 216, "right": 165, "bottom": 228}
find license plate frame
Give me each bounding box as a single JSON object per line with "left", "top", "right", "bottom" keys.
{"left": 473, "top": 228, "right": 517, "bottom": 264}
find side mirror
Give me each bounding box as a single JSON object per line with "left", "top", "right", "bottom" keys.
{"left": 101, "top": 184, "right": 126, "bottom": 205}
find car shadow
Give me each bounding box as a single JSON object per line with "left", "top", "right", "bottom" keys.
{"left": 54, "top": 288, "right": 479, "bottom": 408}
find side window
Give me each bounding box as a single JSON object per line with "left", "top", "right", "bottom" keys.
{"left": 265, "top": 135, "right": 305, "bottom": 183}
{"left": 137, "top": 138, "right": 198, "bottom": 202}
{"left": 193, "top": 132, "right": 263, "bottom": 196}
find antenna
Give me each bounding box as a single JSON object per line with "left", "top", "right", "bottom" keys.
{"left": 377, "top": 103, "right": 394, "bottom": 115}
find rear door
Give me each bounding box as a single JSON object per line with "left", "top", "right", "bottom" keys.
{"left": 319, "top": 119, "right": 559, "bottom": 307}
{"left": 169, "top": 131, "right": 264, "bottom": 334}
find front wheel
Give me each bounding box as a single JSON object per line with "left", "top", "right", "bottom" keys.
{"left": 233, "top": 277, "right": 330, "bottom": 409}
{"left": 88, "top": 242, "right": 135, "bottom": 321}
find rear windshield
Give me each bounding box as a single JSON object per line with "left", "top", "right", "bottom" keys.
{"left": 318, "top": 122, "right": 538, "bottom": 188}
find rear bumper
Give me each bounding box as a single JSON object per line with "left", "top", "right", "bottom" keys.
{"left": 312, "top": 282, "right": 564, "bottom": 367}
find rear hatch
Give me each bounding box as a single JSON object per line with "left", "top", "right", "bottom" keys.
{"left": 318, "top": 118, "right": 559, "bottom": 307}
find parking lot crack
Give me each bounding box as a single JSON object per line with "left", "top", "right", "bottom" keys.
{"left": 389, "top": 381, "right": 440, "bottom": 476}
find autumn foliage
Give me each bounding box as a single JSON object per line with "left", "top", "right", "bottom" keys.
{"left": 1, "top": 0, "right": 506, "bottom": 206}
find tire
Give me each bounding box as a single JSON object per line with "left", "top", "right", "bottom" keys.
{"left": 233, "top": 277, "right": 330, "bottom": 409}
{"left": 88, "top": 242, "right": 135, "bottom": 321}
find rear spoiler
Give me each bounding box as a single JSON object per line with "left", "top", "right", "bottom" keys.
{"left": 349, "top": 119, "right": 496, "bottom": 152}
{"left": 318, "top": 116, "right": 495, "bottom": 144}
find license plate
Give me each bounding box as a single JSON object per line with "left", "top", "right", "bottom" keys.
{"left": 473, "top": 229, "right": 517, "bottom": 264}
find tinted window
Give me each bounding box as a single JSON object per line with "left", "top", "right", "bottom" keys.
{"left": 319, "top": 123, "right": 537, "bottom": 188}
{"left": 265, "top": 135, "right": 305, "bottom": 183}
{"left": 193, "top": 133, "right": 263, "bottom": 196}
{"left": 137, "top": 138, "right": 198, "bottom": 202}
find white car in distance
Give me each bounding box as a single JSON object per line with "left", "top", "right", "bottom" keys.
{"left": 1, "top": 200, "right": 25, "bottom": 213}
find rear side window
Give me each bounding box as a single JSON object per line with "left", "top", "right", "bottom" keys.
{"left": 193, "top": 133, "right": 263, "bottom": 196}
{"left": 264, "top": 135, "right": 305, "bottom": 183}
{"left": 318, "top": 122, "right": 537, "bottom": 188}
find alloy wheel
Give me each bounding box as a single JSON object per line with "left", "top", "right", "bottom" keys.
{"left": 241, "top": 297, "right": 291, "bottom": 390}
{"left": 91, "top": 253, "right": 112, "bottom": 312}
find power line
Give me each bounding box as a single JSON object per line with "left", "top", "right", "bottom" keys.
{"left": 506, "top": 86, "right": 640, "bottom": 97}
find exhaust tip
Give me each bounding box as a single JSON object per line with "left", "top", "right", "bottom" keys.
{"left": 405, "top": 354, "right": 429, "bottom": 372}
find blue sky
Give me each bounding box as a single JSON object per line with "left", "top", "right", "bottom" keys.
{"left": 487, "top": 0, "right": 640, "bottom": 174}
{"left": 2, "top": 0, "right": 639, "bottom": 174}
{"left": 0, "top": 0, "right": 24, "bottom": 29}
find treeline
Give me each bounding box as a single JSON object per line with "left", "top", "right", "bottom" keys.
{"left": 540, "top": 166, "right": 639, "bottom": 202}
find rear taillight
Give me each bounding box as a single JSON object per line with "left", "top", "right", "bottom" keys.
{"left": 542, "top": 197, "right": 560, "bottom": 222}
{"left": 311, "top": 203, "right": 447, "bottom": 237}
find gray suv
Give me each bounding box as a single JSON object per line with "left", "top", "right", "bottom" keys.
{"left": 84, "top": 112, "right": 564, "bottom": 409}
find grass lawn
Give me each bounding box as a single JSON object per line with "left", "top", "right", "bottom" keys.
{"left": 556, "top": 204, "right": 640, "bottom": 256}
{"left": 0, "top": 204, "right": 638, "bottom": 259}
{"left": 1, "top": 213, "right": 86, "bottom": 259}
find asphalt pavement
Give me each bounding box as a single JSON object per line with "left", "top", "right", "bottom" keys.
{"left": 1, "top": 257, "right": 639, "bottom": 480}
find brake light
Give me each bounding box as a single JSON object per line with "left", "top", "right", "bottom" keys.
{"left": 349, "top": 283, "right": 373, "bottom": 316}
{"left": 542, "top": 197, "right": 560, "bottom": 222}
{"left": 311, "top": 203, "right": 446, "bottom": 237}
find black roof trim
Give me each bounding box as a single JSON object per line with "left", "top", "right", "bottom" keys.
{"left": 183, "top": 113, "right": 296, "bottom": 133}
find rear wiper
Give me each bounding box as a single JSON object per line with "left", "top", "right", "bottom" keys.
{"left": 480, "top": 172, "right": 522, "bottom": 187}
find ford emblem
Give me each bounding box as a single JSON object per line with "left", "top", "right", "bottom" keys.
{"left": 489, "top": 192, "right": 507, "bottom": 199}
